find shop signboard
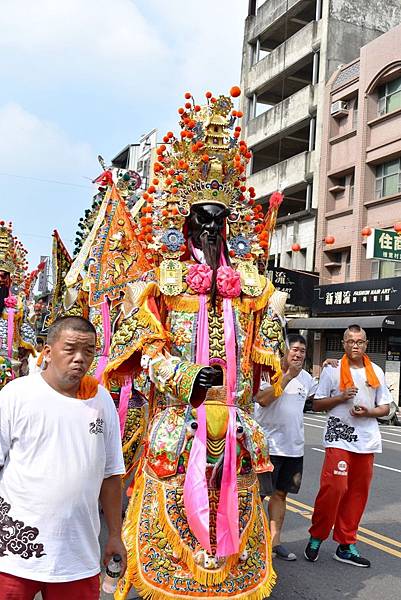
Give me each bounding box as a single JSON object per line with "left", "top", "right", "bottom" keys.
{"left": 366, "top": 228, "right": 401, "bottom": 262}
{"left": 266, "top": 267, "right": 318, "bottom": 308}
{"left": 313, "top": 277, "right": 401, "bottom": 314}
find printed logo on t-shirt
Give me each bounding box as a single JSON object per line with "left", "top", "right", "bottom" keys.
{"left": 89, "top": 418, "right": 104, "bottom": 435}
{"left": 0, "top": 496, "right": 46, "bottom": 559}
{"left": 325, "top": 416, "right": 358, "bottom": 443}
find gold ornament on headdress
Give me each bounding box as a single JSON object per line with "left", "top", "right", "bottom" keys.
{"left": 0, "top": 221, "right": 28, "bottom": 284}
{"left": 136, "top": 87, "right": 283, "bottom": 267}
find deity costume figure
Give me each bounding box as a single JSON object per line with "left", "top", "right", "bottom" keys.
{"left": 103, "top": 89, "right": 287, "bottom": 600}
{"left": 0, "top": 221, "right": 36, "bottom": 384}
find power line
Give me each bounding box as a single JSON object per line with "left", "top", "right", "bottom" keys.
{"left": 0, "top": 171, "right": 92, "bottom": 189}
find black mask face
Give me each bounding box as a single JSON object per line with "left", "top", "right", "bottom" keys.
{"left": 188, "top": 203, "right": 229, "bottom": 249}
{"left": 0, "top": 284, "right": 9, "bottom": 315}
{"left": 188, "top": 203, "right": 230, "bottom": 309}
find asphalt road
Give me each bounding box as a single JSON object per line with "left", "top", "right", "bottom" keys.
{"left": 270, "top": 413, "right": 401, "bottom": 600}
{"left": 97, "top": 413, "right": 401, "bottom": 599}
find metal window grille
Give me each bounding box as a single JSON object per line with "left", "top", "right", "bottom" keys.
{"left": 377, "top": 77, "right": 401, "bottom": 116}
{"left": 375, "top": 159, "right": 401, "bottom": 198}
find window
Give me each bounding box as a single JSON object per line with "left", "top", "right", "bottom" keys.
{"left": 352, "top": 97, "right": 358, "bottom": 128}
{"left": 349, "top": 174, "right": 355, "bottom": 206}
{"left": 371, "top": 259, "right": 401, "bottom": 279}
{"left": 375, "top": 159, "right": 401, "bottom": 198}
{"left": 344, "top": 251, "right": 351, "bottom": 281}
{"left": 378, "top": 77, "right": 401, "bottom": 115}
{"left": 327, "top": 251, "right": 342, "bottom": 264}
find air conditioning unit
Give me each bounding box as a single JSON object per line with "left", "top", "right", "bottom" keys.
{"left": 331, "top": 100, "right": 348, "bottom": 118}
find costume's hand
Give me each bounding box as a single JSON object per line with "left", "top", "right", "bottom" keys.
{"left": 196, "top": 366, "right": 223, "bottom": 388}
{"left": 103, "top": 534, "right": 127, "bottom": 577}
{"left": 350, "top": 405, "right": 370, "bottom": 417}
{"left": 323, "top": 358, "right": 339, "bottom": 368}
{"left": 340, "top": 387, "right": 358, "bottom": 402}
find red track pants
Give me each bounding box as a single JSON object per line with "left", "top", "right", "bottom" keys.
{"left": 309, "top": 447, "right": 374, "bottom": 545}
{"left": 0, "top": 572, "right": 100, "bottom": 600}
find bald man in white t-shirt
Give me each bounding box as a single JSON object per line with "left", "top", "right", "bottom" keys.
{"left": 0, "top": 316, "right": 126, "bottom": 600}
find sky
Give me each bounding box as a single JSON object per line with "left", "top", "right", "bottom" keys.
{"left": 0, "top": 0, "right": 248, "bottom": 270}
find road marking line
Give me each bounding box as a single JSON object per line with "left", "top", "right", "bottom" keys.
{"left": 304, "top": 423, "right": 324, "bottom": 429}
{"left": 382, "top": 438, "right": 401, "bottom": 445}
{"left": 287, "top": 503, "right": 401, "bottom": 559}
{"left": 286, "top": 497, "right": 401, "bottom": 550}
{"left": 311, "top": 447, "right": 401, "bottom": 474}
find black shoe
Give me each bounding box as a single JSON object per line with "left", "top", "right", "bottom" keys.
{"left": 333, "top": 544, "right": 371, "bottom": 568}
{"left": 304, "top": 537, "right": 322, "bottom": 562}
{"left": 273, "top": 544, "right": 297, "bottom": 561}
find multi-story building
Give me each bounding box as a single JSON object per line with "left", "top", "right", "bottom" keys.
{"left": 241, "top": 0, "right": 401, "bottom": 279}
{"left": 111, "top": 129, "right": 158, "bottom": 191}
{"left": 290, "top": 23, "right": 401, "bottom": 403}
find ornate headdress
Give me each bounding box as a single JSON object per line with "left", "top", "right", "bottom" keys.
{"left": 0, "top": 221, "right": 28, "bottom": 284}
{"left": 136, "top": 87, "right": 282, "bottom": 268}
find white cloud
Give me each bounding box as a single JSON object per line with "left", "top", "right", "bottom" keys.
{"left": 0, "top": 0, "right": 167, "bottom": 87}
{"left": 0, "top": 103, "right": 96, "bottom": 177}
{"left": 0, "top": 0, "right": 247, "bottom": 98}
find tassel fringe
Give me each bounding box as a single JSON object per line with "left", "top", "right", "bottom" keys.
{"left": 115, "top": 475, "right": 276, "bottom": 600}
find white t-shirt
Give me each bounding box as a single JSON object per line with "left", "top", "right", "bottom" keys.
{"left": 28, "top": 353, "right": 42, "bottom": 374}
{"left": 0, "top": 374, "right": 125, "bottom": 582}
{"left": 315, "top": 361, "right": 391, "bottom": 454}
{"left": 254, "top": 370, "right": 315, "bottom": 457}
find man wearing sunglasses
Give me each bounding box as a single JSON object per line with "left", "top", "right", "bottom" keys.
{"left": 304, "top": 324, "right": 391, "bottom": 567}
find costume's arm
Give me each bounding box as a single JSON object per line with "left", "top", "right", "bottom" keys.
{"left": 104, "top": 282, "right": 205, "bottom": 405}
{"left": 251, "top": 289, "right": 287, "bottom": 397}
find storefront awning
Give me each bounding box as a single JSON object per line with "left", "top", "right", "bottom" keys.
{"left": 287, "top": 315, "right": 401, "bottom": 330}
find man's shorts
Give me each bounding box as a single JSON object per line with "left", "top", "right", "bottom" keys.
{"left": 0, "top": 572, "right": 100, "bottom": 600}
{"left": 258, "top": 455, "right": 304, "bottom": 497}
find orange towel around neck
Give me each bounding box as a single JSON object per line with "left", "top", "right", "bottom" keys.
{"left": 77, "top": 375, "right": 99, "bottom": 400}
{"left": 339, "top": 354, "right": 380, "bottom": 390}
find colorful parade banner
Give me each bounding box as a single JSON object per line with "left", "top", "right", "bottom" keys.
{"left": 88, "top": 185, "right": 150, "bottom": 306}
{"left": 48, "top": 230, "right": 72, "bottom": 323}
{"left": 64, "top": 184, "right": 112, "bottom": 288}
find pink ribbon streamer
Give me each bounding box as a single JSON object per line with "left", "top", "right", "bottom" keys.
{"left": 183, "top": 245, "right": 239, "bottom": 557}
{"left": 216, "top": 297, "right": 239, "bottom": 556}
{"left": 183, "top": 292, "right": 211, "bottom": 552}
{"left": 215, "top": 250, "right": 239, "bottom": 556}
{"left": 118, "top": 379, "right": 132, "bottom": 438}
{"left": 94, "top": 300, "right": 111, "bottom": 383}
{"left": 7, "top": 308, "right": 15, "bottom": 360}
{"left": 6, "top": 308, "right": 15, "bottom": 379}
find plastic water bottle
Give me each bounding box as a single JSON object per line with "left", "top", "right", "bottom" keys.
{"left": 102, "top": 554, "right": 122, "bottom": 594}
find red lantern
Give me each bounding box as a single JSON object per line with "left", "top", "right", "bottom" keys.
{"left": 325, "top": 235, "right": 335, "bottom": 245}
{"left": 394, "top": 222, "right": 401, "bottom": 234}
{"left": 291, "top": 243, "right": 301, "bottom": 252}
{"left": 361, "top": 227, "right": 372, "bottom": 237}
